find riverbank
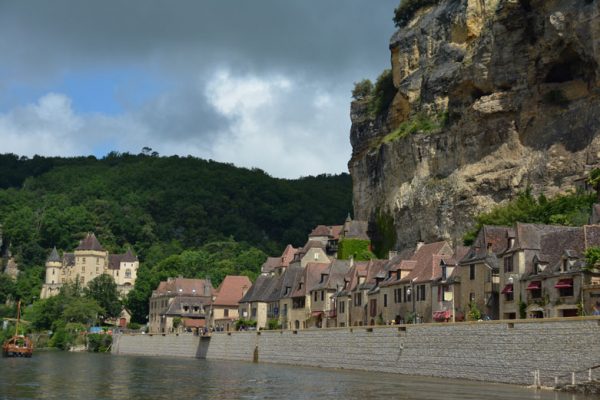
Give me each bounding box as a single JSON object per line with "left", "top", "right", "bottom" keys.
{"left": 112, "top": 317, "right": 600, "bottom": 388}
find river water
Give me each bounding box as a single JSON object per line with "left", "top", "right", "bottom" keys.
{"left": 0, "top": 351, "right": 594, "bottom": 399}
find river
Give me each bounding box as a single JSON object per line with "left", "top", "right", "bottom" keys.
{"left": 0, "top": 351, "right": 594, "bottom": 399}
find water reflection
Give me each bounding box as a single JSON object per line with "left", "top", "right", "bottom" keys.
{"left": 0, "top": 352, "right": 593, "bottom": 400}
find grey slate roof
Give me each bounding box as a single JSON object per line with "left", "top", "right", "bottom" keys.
{"left": 47, "top": 247, "right": 61, "bottom": 263}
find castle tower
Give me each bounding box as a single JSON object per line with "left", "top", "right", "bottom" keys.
{"left": 45, "top": 247, "right": 62, "bottom": 285}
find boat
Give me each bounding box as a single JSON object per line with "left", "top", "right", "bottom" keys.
{"left": 2, "top": 300, "right": 33, "bottom": 357}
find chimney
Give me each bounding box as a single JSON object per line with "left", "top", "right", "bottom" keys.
{"left": 416, "top": 241, "right": 425, "bottom": 250}
{"left": 349, "top": 255, "right": 354, "bottom": 268}
{"left": 388, "top": 250, "right": 398, "bottom": 260}
{"left": 204, "top": 277, "right": 212, "bottom": 296}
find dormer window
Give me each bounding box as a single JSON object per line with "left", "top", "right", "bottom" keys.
{"left": 284, "top": 286, "right": 291, "bottom": 296}
{"left": 298, "top": 282, "right": 303, "bottom": 290}
{"left": 562, "top": 259, "right": 569, "bottom": 272}
{"left": 314, "top": 253, "right": 319, "bottom": 261}
{"left": 396, "top": 270, "right": 401, "bottom": 280}
{"left": 320, "top": 274, "right": 327, "bottom": 283}
{"left": 442, "top": 266, "right": 447, "bottom": 281}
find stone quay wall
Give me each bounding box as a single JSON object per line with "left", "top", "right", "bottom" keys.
{"left": 112, "top": 318, "right": 600, "bottom": 386}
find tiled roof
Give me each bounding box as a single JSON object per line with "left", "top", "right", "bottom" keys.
{"left": 291, "top": 262, "right": 330, "bottom": 297}
{"left": 47, "top": 247, "right": 61, "bottom": 263}
{"left": 309, "top": 225, "right": 331, "bottom": 237}
{"left": 154, "top": 278, "right": 214, "bottom": 297}
{"left": 313, "top": 259, "right": 351, "bottom": 291}
{"left": 281, "top": 245, "right": 298, "bottom": 267}
{"left": 213, "top": 275, "right": 252, "bottom": 306}
{"left": 64, "top": 253, "right": 75, "bottom": 267}
{"left": 343, "top": 220, "right": 369, "bottom": 240}
{"left": 164, "top": 296, "right": 210, "bottom": 317}
{"left": 261, "top": 257, "right": 281, "bottom": 274}
{"left": 460, "top": 225, "right": 511, "bottom": 264}
{"left": 76, "top": 233, "right": 104, "bottom": 251}
{"left": 300, "top": 240, "right": 327, "bottom": 255}
{"left": 239, "top": 275, "right": 278, "bottom": 303}
{"left": 280, "top": 264, "right": 303, "bottom": 299}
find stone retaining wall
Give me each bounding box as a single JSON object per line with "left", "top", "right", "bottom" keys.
{"left": 112, "top": 318, "right": 600, "bottom": 386}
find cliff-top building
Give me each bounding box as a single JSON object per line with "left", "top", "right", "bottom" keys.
{"left": 40, "top": 233, "right": 139, "bottom": 299}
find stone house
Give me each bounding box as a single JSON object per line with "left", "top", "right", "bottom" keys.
{"left": 521, "top": 225, "right": 600, "bottom": 318}
{"left": 430, "top": 247, "right": 468, "bottom": 322}
{"left": 212, "top": 275, "right": 252, "bottom": 331}
{"left": 286, "top": 262, "right": 330, "bottom": 329}
{"left": 498, "top": 223, "right": 581, "bottom": 319}
{"left": 456, "top": 226, "right": 511, "bottom": 320}
{"left": 379, "top": 242, "right": 453, "bottom": 324}
{"left": 307, "top": 224, "right": 343, "bottom": 256}
{"left": 238, "top": 274, "right": 277, "bottom": 329}
{"left": 335, "top": 260, "right": 369, "bottom": 327}
{"left": 278, "top": 264, "right": 304, "bottom": 330}
{"left": 41, "top": 233, "right": 139, "bottom": 299}
{"left": 308, "top": 260, "right": 350, "bottom": 328}
{"left": 148, "top": 277, "right": 213, "bottom": 333}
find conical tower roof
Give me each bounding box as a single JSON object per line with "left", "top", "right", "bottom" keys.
{"left": 47, "top": 247, "right": 61, "bottom": 263}
{"left": 76, "top": 233, "right": 104, "bottom": 251}
{"left": 122, "top": 247, "right": 137, "bottom": 262}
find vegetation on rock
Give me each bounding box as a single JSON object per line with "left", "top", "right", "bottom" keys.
{"left": 463, "top": 189, "right": 595, "bottom": 245}
{"left": 352, "top": 69, "right": 396, "bottom": 118}
{"left": 337, "top": 239, "right": 374, "bottom": 261}
{"left": 381, "top": 112, "right": 448, "bottom": 145}
{"left": 393, "top": 0, "right": 440, "bottom": 28}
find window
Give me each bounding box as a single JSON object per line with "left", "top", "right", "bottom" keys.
{"left": 96, "top": 258, "right": 99, "bottom": 265}
{"left": 82, "top": 266, "right": 85, "bottom": 273}
{"left": 125, "top": 269, "right": 132, "bottom": 278}
{"left": 251, "top": 308, "right": 257, "bottom": 318}
{"left": 183, "top": 305, "right": 189, "bottom": 312}
{"left": 470, "top": 292, "right": 475, "bottom": 302}
{"left": 314, "top": 291, "right": 318, "bottom": 302}
{"left": 282, "top": 304, "right": 288, "bottom": 316}
{"left": 505, "top": 292, "right": 514, "bottom": 302}
{"left": 559, "top": 286, "right": 574, "bottom": 297}
{"left": 504, "top": 256, "right": 513, "bottom": 273}
{"left": 531, "top": 288, "right": 542, "bottom": 299}
{"left": 470, "top": 265, "right": 475, "bottom": 280}
{"left": 82, "top": 257, "right": 86, "bottom": 263}
{"left": 404, "top": 287, "right": 410, "bottom": 303}
{"left": 96, "top": 267, "right": 99, "bottom": 273}
{"left": 384, "top": 294, "right": 388, "bottom": 307}
{"left": 193, "top": 306, "right": 199, "bottom": 312}
{"left": 52, "top": 269, "right": 55, "bottom": 275}
{"left": 354, "top": 292, "right": 362, "bottom": 306}
{"left": 441, "top": 266, "right": 447, "bottom": 281}
{"left": 418, "top": 285, "right": 426, "bottom": 301}
{"left": 80, "top": 276, "right": 84, "bottom": 284}
{"left": 369, "top": 299, "right": 377, "bottom": 317}
{"left": 224, "top": 308, "right": 229, "bottom": 317}
{"left": 339, "top": 301, "right": 345, "bottom": 313}
{"left": 321, "top": 291, "right": 324, "bottom": 302}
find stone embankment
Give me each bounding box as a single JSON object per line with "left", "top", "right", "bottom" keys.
{"left": 112, "top": 318, "right": 600, "bottom": 387}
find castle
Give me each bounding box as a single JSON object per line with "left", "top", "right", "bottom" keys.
{"left": 40, "top": 233, "right": 139, "bottom": 299}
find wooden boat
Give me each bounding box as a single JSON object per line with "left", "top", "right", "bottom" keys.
{"left": 2, "top": 300, "right": 33, "bottom": 357}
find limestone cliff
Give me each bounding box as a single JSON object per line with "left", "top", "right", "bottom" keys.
{"left": 349, "top": 0, "right": 600, "bottom": 250}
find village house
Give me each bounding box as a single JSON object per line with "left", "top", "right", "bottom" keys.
{"left": 289, "top": 261, "right": 331, "bottom": 329}
{"left": 212, "top": 275, "right": 252, "bottom": 331}
{"left": 520, "top": 225, "right": 600, "bottom": 318}
{"left": 238, "top": 274, "right": 276, "bottom": 329}
{"left": 307, "top": 259, "right": 350, "bottom": 328}
{"left": 497, "top": 223, "right": 583, "bottom": 319}
{"left": 278, "top": 264, "right": 303, "bottom": 329}
{"left": 148, "top": 277, "right": 213, "bottom": 333}
{"left": 456, "top": 226, "right": 511, "bottom": 320}
{"left": 40, "top": 233, "right": 139, "bottom": 299}
{"left": 335, "top": 260, "right": 370, "bottom": 326}
{"left": 430, "top": 247, "right": 468, "bottom": 322}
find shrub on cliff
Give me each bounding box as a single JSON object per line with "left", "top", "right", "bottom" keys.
{"left": 369, "top": 69, "right": 396, "bottom": 117}
{"left": 352, "top": 79, "right": 373, "bottom": 100}
{"left": 394, "top": 0, "right": 440, "bottom": 28}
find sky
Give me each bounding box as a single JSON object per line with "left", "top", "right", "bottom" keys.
{"left": 0, "top": 1, "right": 399, "bottom": 178}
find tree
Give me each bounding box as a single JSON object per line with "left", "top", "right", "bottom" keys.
{"left": 84, "top": 274, "right": 122, "bottom": 320}
{"left": 0, "top": 274, "right": 16, "bottom": 304}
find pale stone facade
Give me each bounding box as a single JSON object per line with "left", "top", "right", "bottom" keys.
{"left": 40, "top": 233, "right": 139, "bottom": 299}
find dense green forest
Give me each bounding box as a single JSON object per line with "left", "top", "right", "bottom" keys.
{"left": 0, "top": 152, "right": 353, "bottom": 321}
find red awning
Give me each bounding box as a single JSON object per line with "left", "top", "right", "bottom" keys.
{"left": 182, "top": 318, "right": 205, "bottom": 328}
{"left": 311, "top": 311, "right": 324, "bottom": 317}
{"left": 526, "top": 281, "right": 541, "bottom": 290}
{"left": 554, "top": 279, "right": 573, "bottom": 289}
{"left": 501, "top": 284, "right": 513, "bottom": 294}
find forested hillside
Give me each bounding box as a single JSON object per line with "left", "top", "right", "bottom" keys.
{"left": 0, "top": 152, "right": 352, "bottom": 316}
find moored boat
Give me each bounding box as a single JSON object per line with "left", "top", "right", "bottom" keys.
{"left": 2, "top": 300, "right": 33, "bottom": 358}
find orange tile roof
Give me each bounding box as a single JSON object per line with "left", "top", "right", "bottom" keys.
{"left": 213, "top": 275, "right": 252, "bottom": 306}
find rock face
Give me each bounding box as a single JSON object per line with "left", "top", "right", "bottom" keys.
{"left": 349, "top": 0, "right": 600, "bottom": 250}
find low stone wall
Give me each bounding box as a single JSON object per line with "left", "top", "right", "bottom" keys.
{"left": 112, "top": 333, "right": 205, "bottom": 358}
{"left": 113, "top": 318, "right": 600, "bottom": 386}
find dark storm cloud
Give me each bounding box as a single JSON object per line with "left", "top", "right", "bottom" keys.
{"left": 0, "top": 0, "right": 400, "bottom": 178}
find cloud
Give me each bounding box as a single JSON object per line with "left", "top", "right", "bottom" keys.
{"left": 0, "top": 0, "right": 400, "bottom": 177}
